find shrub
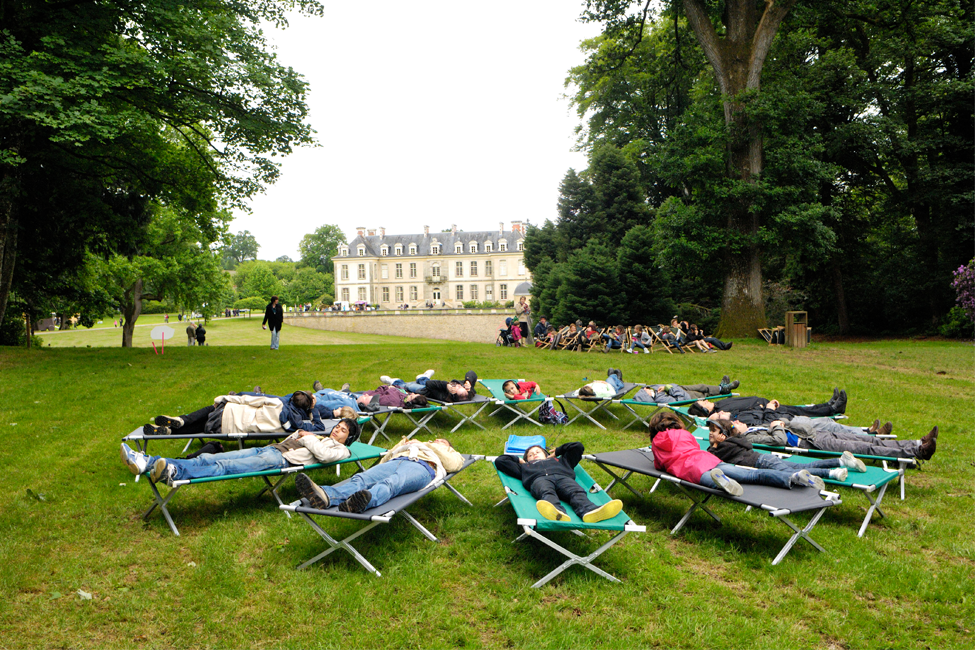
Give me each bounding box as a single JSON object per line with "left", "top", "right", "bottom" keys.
{"left": 0, "top": 309, "right": 27, "bottom": 346}
{"left": 950, "top": 260, "right": 975, "bottom": 322}
{"left": 140, "top": 300, "right": 176, "bottom": 315}
{"left": 939, "top": 306, "right": 974, "bottom": 339}
{"left": 234, "top": 296, "right": 267, "bottom": 311}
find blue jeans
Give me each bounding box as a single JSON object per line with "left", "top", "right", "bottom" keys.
{"left": 699, "top": 462, "right": 795, "bottom": 490}
{"left": 606, "top": 374, "right": 624, "bottom": 393}
{"left": 392, "top": 376, "right": 428, "bottom": 394}
{"left": 270, "top": 328, "right": 280, "bottom": 349}
{"left": 314, "top": 389, "right": 358, "bottom": 412}
{"left": 631, "top": 341, "right": 648, "bottom": 352}
{"left": 753, "top": 454, "right": 838, "bottom": 478}
{"left": 320, "top": 457, "right": 434, "bottom": 509}
{"left": 150, "top": 446, "right": 287, "bottom": 480}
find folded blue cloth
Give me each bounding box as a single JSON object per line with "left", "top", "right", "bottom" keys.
{"left": 504, "top": 434, "right": 547, "bottom": 455}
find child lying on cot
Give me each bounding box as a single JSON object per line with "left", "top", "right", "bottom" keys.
{"left": 502, "top": 380, "right": 541, "bottom": 401}
{"left": 495, "top": 442, "right": 623, "bottom": 523}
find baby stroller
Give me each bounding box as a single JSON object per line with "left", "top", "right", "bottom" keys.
{"left": 496, "top": 318, "right": 518, "bottom": 347}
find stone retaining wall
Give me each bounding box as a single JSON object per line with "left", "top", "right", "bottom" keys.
{"left": 284, "top": 310, "right": 516, "bottom": 344}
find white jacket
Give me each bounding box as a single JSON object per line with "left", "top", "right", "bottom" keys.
{"left": 278, "top": 433, "right": 351, "bottom": 466}
{"left": 377, "top": 438, "right": 464, "bottom": 486}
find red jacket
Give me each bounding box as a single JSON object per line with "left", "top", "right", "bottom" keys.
{"left": 508, "top": 381, "right": 538, "bottom": 400}
{"left": 651, "top": 428, "right": 720, "bottom": 484}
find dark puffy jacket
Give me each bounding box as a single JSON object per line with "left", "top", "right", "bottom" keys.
{"left": 494, "top": 442, "right": 583, "bottom": 490}
{"left": 278, "top": 393, "right": 324, "bottom": 432}
{"left": 707, "top": 436, "right": 760, "bottom": 466}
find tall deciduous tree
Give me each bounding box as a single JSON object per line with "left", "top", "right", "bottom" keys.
{"left": 221, "top": 231, "right": 261, "bottom": 269}
{"left": 298, "top": 225, "right": 347, "bottom": 274}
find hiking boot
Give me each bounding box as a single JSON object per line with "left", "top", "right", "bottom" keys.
{"left": 840, "top": 451, "right": 866, "bottom": 472}
{"left": 150, "top": 459, "right": 176, "bottom": 486}
{"left": 295, "top": 473, "right": 330, "bottom": 510}
{"left": 829, "top": 468, "right": 849, "bottom": 481}
{"left": 312, "top": 380, "right": 324, "bottom": 392}
{"left": 380, "top": 376, "right": 394, "bottom": 385}
{"left": 718, "top": 376, "right": 739, "bottom": 394}
{"left": 867, "top": 419, "right": 881, "bottom": 434}
{"left": 878, "top": 421, "right": 893, "bottom": 437}
{"left": 143, "top": 423, "right": 170, "bottom": 436}
{"left": 831, "top": 389, "right": 848, "bottom": 414}
{"left": 154, "top": 415, "right": 183, "bottom": 429}
{"left": 709, "top": 468, "right": 743, "bottom": 496}
{"left": 917, "top": 426, "right": 938, "bottom": 460}
{"left": 339, "top": 490, "right": 372, "bottom": 513}
{"left": 791, "top": 469, "right": 825, "bottom": 490}
{"left": 340, "top": 383, "right": 351, "bottom": 393}
{"left": 120, "top": 443, "right": 148, "bottom": 475}
{"left": 724, "top": 342, "right": 733, "bottom": 350}
{"left": 536, "top": 500, "right": 570, "bottom": 522}
{"left": 831, "top": 387, "right": 840, "bottom": 402}
{"left": 582, "top": 499, "right": 624, "bottom": 523}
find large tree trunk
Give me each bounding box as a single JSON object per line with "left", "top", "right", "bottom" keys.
{"left": 121, "top": 278, "right": 144, "bottom": 348}
{"left": 831, "top": 262, "right": 850, "bottom": 335}
{"left": 683, "top": 0, "right": 796, "bottom": 337}
{"left": 0, "top": 164, "right": 19, "bottom": 328}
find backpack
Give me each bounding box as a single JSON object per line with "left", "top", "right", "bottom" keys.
{"left": 537, "top": 398, "right": 568, "bottom": 425}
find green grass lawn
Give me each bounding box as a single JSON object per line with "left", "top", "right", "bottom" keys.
{"left": 0, "top": 335, "right": 972, "bottom": 649}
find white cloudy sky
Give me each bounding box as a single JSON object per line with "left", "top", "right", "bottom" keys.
{"left": 230, "top": 1, "right": 603, "bottom": 261}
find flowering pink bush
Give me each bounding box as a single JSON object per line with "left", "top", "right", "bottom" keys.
{"left": 951, "top": 260, "right": 975, "bottom": 322}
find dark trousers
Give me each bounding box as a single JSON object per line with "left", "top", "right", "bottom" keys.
{"left": 778, "top": 404, "right": 834, "bottom": 418}
{"left": 178, "top": 405, "right": 216, "bottom": 434}
{"left": 529, "top": 475, "right": 596, "bottom": 517}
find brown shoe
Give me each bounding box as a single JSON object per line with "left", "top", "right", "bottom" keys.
{"left": 917, "top": 426, "right": 938, "bottom": 460}
{"left": 867, "top": 418, "right": 881, "bottom": 434}
{"left": 878, "top": 421, "right": 893, "bottom": 437}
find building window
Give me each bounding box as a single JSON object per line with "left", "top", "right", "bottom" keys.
{"left": 380, "top": 245, "right": 388, "bottom": 256}
{"left": 518, "top": 260, "right": 526, "bottom": 275}
{"left": 499, "top": 241, "right": 507, "bottom": 252}
{"left": 516, "top": 240, "right": 524, "bottom": 252}
{"left": 456, "top": 285, "right": 464, "bottom": 300}
{"left": 357, "top": 264, "right": 366, "bottom": 280}
{"left": 381, "top": 264, "right": 388, "bottom": 279}
{"left": 409, "top": 244, "right": 417, "bottom": 255}
{"left": 469, "top": 242, "right": 477, "bottom": 254}
{"left": 431, "top": 263, "right": 440, "bottom": 278}
{"left": 358, "top": 287, "right": 366, "bottom": 301}
{"left": 470, "top": 261, "right": 478, "bottom": 277}
{"left": 409, "top": 286, "right": 418, "bottom": 300}
{"left": 431, "top": 244, "right": 440, "bottom": 254}
{"left": 395, "top": 263, "right": 403, "bottom": 279}
{"left": 357, "top": 246, "right": 365, "bottom": 256}
{"left": 499, "top": 260, "right": 507, "bottom": 276}
{"left": 395, "top": 286, "right": 404, "bottom": 302}
{"left": 485, "top": 260, "right": 492, "bottom": 276}
{"left": 342, "top": 288, "right": 350, "bottom": 301}
{"left": 340, "top": 246, "right": 348, "bottom": 257}
{"left": 455, "top": 243, "right": 463, "bottom": 254}
{"left": 455, "top": 261, "right": 463, "bottom": 277}
{"left": 395, "top": 244, "right": 403, "bottom": 256}
{"left": 409, "top": 262, "right": 417, "bottom": 278}
{"left": 486, "top": 285, "right": 494, "bottom": 300}
{"left": 341, "top": 264, "right": 349, "bottom": 280}
{"left": 470, "top": 284, "right": 478, "bottom": 300}
{"left": 433, "top": 288, "right": 441, "bottom": 300}
{"left": 382, "top": 287, "right": 389, "bottom": 302}
{"left": 485, "top": 241, "right": 493, "bottom": 252}
{"left": 500, "top": 284, "right": 507, "bottom": 300}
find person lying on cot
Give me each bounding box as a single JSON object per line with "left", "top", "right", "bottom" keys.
{"left": 295, "top": 437, "right": 464, "bottom": 513}
{"left": 143, "top": 390, "right": 326, "bottom": 437}
{"left": 309, "top": 382, "right": 429, "bottom": 414}
{"left": 706, "top": 419, "right": 864, "bottom": 481}
{"left": 632, "top": 375, "right": 740, "bottom": 404}
{"left": 120, "top": 418, "right": 362, "bottom": 485}
{"left": 494, "top": 442, "right": 623, "bottom": 523}
{"left": 687, "top": 388, "right": 848, "bottom": 426}
{"left": 503, "top": 380, "right": 542, "bottom": 401}
{"left": 379, "top": 369, "right": 477, "bottom": 403}
{"left": 726, "top": 417, "right": 939, "bottom": 461}
{"left": 647, "top": 411, "right": 827, "bottom": 496}
{"left": 577, "top": 369, "right": 625, "bottom": 398}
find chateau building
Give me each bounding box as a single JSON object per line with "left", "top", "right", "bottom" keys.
{"left": 332, "top": 222, "right": 531, "bottom": 307}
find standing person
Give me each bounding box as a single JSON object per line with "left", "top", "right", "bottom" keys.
{"left": 185, "top": 321, "right": 197, "bottom": 346}
{"left": 515, "top": 296, "right": 533, "bottom": 345}
{"left": 262, "top": 295, "right": 284, "bottom": 350}
{"left": 164, "top": 313, "right": 169, "bottom": 323}
{"left": 194, "top": 323, "right": 207, "bottom": 346}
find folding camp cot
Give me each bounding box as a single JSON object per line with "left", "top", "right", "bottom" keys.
{"left": 363, "top": 403, "right": 444, "bottom": 446}
{"left": 138, "top": 440, "right": 387, "bottom": 536}
{"left": 614, "top": 394, "right": 734, "bottom": 430}
{"left": 429, "top": 394, "right": 494, "bottom": 433}
{"left": 555, "top": 380, "right": 644, "bottom": 430}
{"left": 122, "top": 417, "right": 372, "bottom": 455}
{"left": 480, "top": 379, "right": 547, "bottom": 429}
{"left": 491, "top": 459, "right": 645, "bottom": 588}
{"left": 281, "top": 455, "right": 480, "bottom": 576}
{"left": 585, "top": 448, "right": 841, "bottom": 565}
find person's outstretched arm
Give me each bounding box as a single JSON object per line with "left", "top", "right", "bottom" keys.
{"left": 494, "top": 454, "right": 524, "bottom": 480}
{"left": 554, "top": 442, "right": 584, "bottom": 468}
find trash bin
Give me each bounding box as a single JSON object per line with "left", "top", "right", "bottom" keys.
{"left": 785, "top": 311, "right": 808, "bottom": 348}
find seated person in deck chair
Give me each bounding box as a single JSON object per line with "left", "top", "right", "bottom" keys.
{"left": 706, "top": 419, "right": 865, "bottom": 481}
{"left": 379, "top": 369, "right": 477, "bottom": 403}
{"left": 503, "top": 380, "right": 542, "bottom": 401}
{"left": 577, "top": 369, "right": 625, "bottom": 398}
{"left": 310, "top": 382, "right": 428, "bottom": 414}
{"left": 560, "top": 322, "right": 583, "bottom": 351}
{"left": 687, "top": 388, "right": 847, "bottom": 427}
{"left": 686, "top": 324, "right": 732, "bottom": 351}
{"left": 647, "top": 412, "right": 826, "bottom": 496}
{"left": 295, "top": 437, "right": 464, "bottom": 513}
{"left": 633, "top": 375, "right": 740, "bottom": 404}
{"left": 120, "top": 418, "right": 361, "bottom": 485}
{"left": 495, "top": 442, "right": 623, "bottom": 523}
{"left": 143, "top": 391, "right": 326, "bottom": 437}
{"left": 727, "top": 417, "right": 939, "bottom": 461}
{"left": 533, "top": 316, "right": 550, "bottom": 341}
{"left": 657, "top": 326, "right": 686, "bottom": 353}
{"left": 602, "top": 325, "right": 627, "bottom": 352}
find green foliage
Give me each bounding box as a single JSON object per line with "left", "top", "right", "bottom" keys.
{"left": 556, "top": 241, "right": 622, "bottom": 325}
{"left": 233, "top": 297, "right": 267, "bottom": 311}
{"left": 239, "top": 264, "right": 283, "bottom": 302}
{"left": 220, "top": 231, "right": 260, "bottom": 270}
{"left": 939, "top": 306, "right": 974, "bottom": 340}
{"left": 298, "top": 225, "right": 347, "bottom": 274}
{"left": 616, "top": 225, "right": 675, "bottom": 324}
{"left": 140, "top": 301, "right": 176, "bottom": 315}
{"left": 0, "top": 309, "right": 26, "bottom": 347}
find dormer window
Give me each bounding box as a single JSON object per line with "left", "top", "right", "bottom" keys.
{"left": 431, "top": 244, "right": 441, "bottom": 254}
{"left": 516, "top": 239, "right": 524, "bottom": 252}
{"left": 409, "top": 244, "right": 417, "bottom": 255}
{"left": 455, "top": 243, "right": 463, "bottom": 254}
{"left": 499, "top": 240, "right": 507, "bottom": 252}
{"left": 380, "top": 245, "right": 388, "bottom": 256}
{"left": 394, "top": 244, "right": 403, "bottom": 256}
{"left": 469, "top": 242, "right": 478, "bottom": 254}
{"left": 485, "top": 241, "right": 493, "bottom": 253}
{"left": 357, "top": 246, "right": 365, "bottom": 256}
{"left": 340, "top": 246, "right": 349, "bottom": 257}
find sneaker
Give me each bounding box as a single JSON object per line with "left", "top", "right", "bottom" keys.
{"left": 421, "top": 369, "right": 435, "bottom": 380}
{"left": 839, "top": 451, "right": 866, "bottom": 472}
{"left": 340, "top": 383, "right": 351, "bottom": 393}
{"left": 150, "top": 458, "right": 176, "bottom": 486}
{"left": 380, "top": 375, "right": 394, "bottom": 385}
{"left": 120, "top": 443, "right": 148, "bottom": 475}
{"left": 312, "top": 380, "right": 324, "bottom": 392}
{"left": 829, "top": 468, "right": 849, "bottom": 481}
{"left": 582, "top": 499, "right": 624, "bottom": 523}
{"left": 917, "top": 426, "right": 938, "bottom": 460}
{"left": 709, "top": 468, "right": 743, "bottom": 496}
{"left": 153, "top": 415, "right": 183, "bottom": 429}
{"left": 791, "top": 469, "right": 825, "bottom": 490}
{"left": 536, "top": 500, "right": 570, "bottom": 522}
{"left": 295, "top": 473, "right": 330, "bottom": 510}
{"left": 143, "top": 423, "right": 170, "bottom": 436}
{"left": 339, "top": 489, "right": 372, "bottom": 513}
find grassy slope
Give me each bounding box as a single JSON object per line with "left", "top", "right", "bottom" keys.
{"left": 0, "top": 336, "right": 972, "bottom": 649}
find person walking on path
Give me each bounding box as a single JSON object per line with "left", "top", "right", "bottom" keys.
{"left": 262, "top": 295, "right": 284, "bottom": 350}
{"left": 515, "top": 296, "right": 533, "bottom": 345}
{"left": 185, "top": 321, "right": 197, "bottom": 346}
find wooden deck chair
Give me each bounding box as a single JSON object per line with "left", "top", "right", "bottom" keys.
{"left": 585, "top": 448, "right": 841, "bottom": 565}
{"left": 137, "top": 440, "right": 387, "bottom": 536}
{"left": 555, "top": 380, "right": 644, "bottom": 430}
{"left": 492, "top": 460, "right": 645, "bottom": 588}
{"left": 480, "top": 379, "right": 547, "bottom": 429}
{"left": 758, "top": 328, "right": 773, "bottom": 344}
{"left": 363, "top": 404, "right": 444, "bottom": 445}
{"left": 666, "top": 325, "right": 697, "bottom": 353}
{"left": 646, "top": 326, "right": 676, "bottom": 354}
{"left": 281, "top": 455, "right": 480, "bottom": 576}
{"left": 584, "top": 327, "right": 607, "bottom": 352}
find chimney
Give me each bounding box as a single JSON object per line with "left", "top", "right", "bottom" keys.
{"left": 356, "top": 226, "right": 365, "bottom": 237}
{"left": 499, "top": 222, "right": 504, "bottom": 235}
{"left": 379, "top": 227, "right": 385, "bottom": 238}
{"left": 511, "top": 220, "right": 523, "bottom": 235}
{"left": 451, "top": 224, "right": 457, "bottom": 234}
{"left": 424, "top": 225, "right": 429, "bottom": 236}
{"left": 367, "top": 229, "right": 376, "bottom": 237}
